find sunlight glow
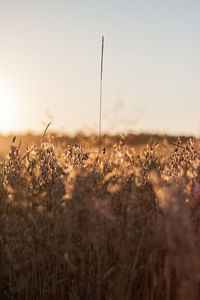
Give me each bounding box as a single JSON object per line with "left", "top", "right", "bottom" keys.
{"left": 0, "top": 83, "right": 17, "bottom": 133}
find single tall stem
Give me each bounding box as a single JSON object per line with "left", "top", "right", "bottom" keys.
{"left": 99, "top": 36, "right": 104, "bottom": 153}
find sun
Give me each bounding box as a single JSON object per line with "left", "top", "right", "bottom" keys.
{"left": 0, "top": 83, "right": 17, "bottom": 133}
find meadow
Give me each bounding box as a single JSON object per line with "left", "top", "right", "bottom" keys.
{"left": 1, "top": 132, "right": 200, "bottom": 299}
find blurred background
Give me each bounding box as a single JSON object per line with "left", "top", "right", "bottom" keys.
{"left": 0, "top": 0, "right": 200, "bottom": 136}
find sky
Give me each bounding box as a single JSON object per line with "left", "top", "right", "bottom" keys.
{"left": 0, "top": 0, "right": 200, "bottom": 136}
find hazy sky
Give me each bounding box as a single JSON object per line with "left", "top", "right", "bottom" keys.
{"left": 0, "top": 0, "right": 200, "bottom": 135}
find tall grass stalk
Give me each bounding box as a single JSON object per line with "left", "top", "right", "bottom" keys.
{"left": 99, "top": 35, "right": 104, "bottom": 153}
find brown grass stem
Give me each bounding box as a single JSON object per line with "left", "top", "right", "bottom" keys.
{"left": 99, "top": 36, "right": 104, "bottom": 153}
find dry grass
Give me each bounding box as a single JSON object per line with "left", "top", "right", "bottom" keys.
{"left": 1, "top": 134, "right": 200, "bottom": 299}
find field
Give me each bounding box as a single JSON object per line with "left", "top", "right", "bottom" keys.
{"left": 1, "top": 132, "right": 200, "bottom": 300}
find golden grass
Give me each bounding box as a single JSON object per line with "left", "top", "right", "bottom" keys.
{"left": 1, "top": 135, "right": 200, "bottom": 299}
